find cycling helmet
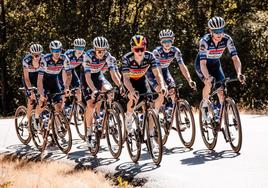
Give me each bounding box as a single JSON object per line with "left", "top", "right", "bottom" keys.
{"left": 93, "top": 37, "right": 109, "bottom": 49}
{"left": 49, "top": 40, "right": 62, "bottom": 49}
{"left": 74, "top": 38, "right": 86, "bottom": 47}
{"left": 29, "top": 44, "right": 43, "bottom": 54}
{"left": 159, "top": 29, "right": 174, "bottom": 39}
{"left": 130, "top": 35, "right": 147, "bottom": 47}
{"left": 208, "top": 16, "right": 225, "bottom": 30}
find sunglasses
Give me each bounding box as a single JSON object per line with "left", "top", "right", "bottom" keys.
{"left": 51, "top": 49, "right": 61, "bottom": 53}
{"left": 96, "top": 50, "right": 106, "bottom": 54}
{"left": 162, "top": 39, "right": 173, "bottom": 44}
{"left": 212, "top": 28, "right": 224, "bottom": 34}
{"left": 133, "top": 47, "right": 145, "bottom": 53}
{"left": 74, "top": 46, "right": 85, "bottom": 51}
{"left": 32, "top": 54, "right": 41, "bottom": 58}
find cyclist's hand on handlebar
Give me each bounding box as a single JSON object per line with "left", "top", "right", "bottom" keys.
{"left": 237, "top": 73, "right": 246, "bottom": 84}
{"left": 189, "top": 80, "right": 197, "bottom": 91}
{"left": 29, "top": 91, "right": 36, "bottom": 101}
{"left": 129, "top": 90, "right": 139, "bottom": 100}
{"left": 160, "top": 86, "right": 168, "bottom": 96}
{"left": 119, "top": 85, "right": 126, "bottom": 96}
{"left": 64, "top": 88, "right": 70, "bottom": 97}
{"left": 92, "top": 89, "right": 99, "bottom": 99}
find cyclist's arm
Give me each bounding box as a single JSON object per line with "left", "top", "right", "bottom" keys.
{"left": 152, "top": 68, "right": 165, "bottom": 88}
{"left": 199, "top": 40, "right": 210, "bottom": 79}
{"left": 37, "top": 73, "right": 44, "bottom": 96}
{"left": 62, "top": 70, "right": 72, "bottom": 89}
{"left": 200, "top": 60, "right": 210, "bottom": 79}
{"left": 23, "top": 68, "right": 32, "bottom": 88}
{"left": 85, "top": 72, "right": 97, "bottom": 92}
{"left": 110, "top": 70, "right": 121, "bottom": 87}
{"left": 122, "top": 73, "right": 135, "bottom": 93}
{"left": 232, "top": 55, "right": 242, "bottom": 75}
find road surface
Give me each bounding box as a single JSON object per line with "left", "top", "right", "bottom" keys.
{"left": 1, "top": 114, "right": 268, "bottom": 188}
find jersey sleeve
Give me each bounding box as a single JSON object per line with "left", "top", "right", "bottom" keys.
{"left": 63, "top": 55, "right": 72, "bottom": 73}
{"left": 121, "top": 56, "right": 130, "bottom": 74}
{"left": 174, "top": 47, "right": 184, "bottom": 65}
{"left": 199, "top": 39, "right": 209, "bottom": 61}
{"left": 227, "top": 36, "right": 238, "bottom": 57}
{"left": 22, "top": 56, "right": 29, "bottom": 69}
{"left": 149, "top": 53, "right": 159, "bottom": 69}
{"left": 82, "top": 54, "right": 92, "bottom": 73}
{"left": 152, "top": 49, "right": 161, "bottom": 66}
{"left": 106, "top": 55, "right": 116, "bottom": 71}
{"left": 39, "top": 57, "right": 46, "bottom": 75}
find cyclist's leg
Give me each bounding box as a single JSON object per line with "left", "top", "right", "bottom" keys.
{"left": 72, "top": 70, "right": 82, "bottom": 102}
{"left": 214, "top": 62, "right": 225, "bottom": 107}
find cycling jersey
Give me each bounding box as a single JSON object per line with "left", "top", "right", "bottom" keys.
{"left": 121, "top": 51, "right": 159, "bottom": 80}
{"left": 39, "top": 53, "right": 69, "bottom": 103}
{"left": 83, "top": 49, "right": 116, "bottom": 74}
{"left": 153, "top": 46, "right": 184, "bottom": 69}
{"left": 22, "top": 53, "right": 43, "bottom": 96}
{"left": 195, "top": 33, "right": 237, "bottom": 81}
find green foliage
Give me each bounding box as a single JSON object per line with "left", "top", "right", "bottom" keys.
{"left": 0, "top": 0, "right": 267, "bottom": 115}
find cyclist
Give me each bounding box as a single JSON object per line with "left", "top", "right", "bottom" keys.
{"left": 63, "top": 38, "right": 86, "bottom": 102}
{"left": 82, "top": 36, "right": 122, "bottom": 147}
{"left": 147, "top": 29, "right": 196, "bottom": 119}
{"left": 22, "top": 43, "right": 44, "bottom": 118}
{"left": 122, "top": 34, "right": 166, "bottom": 135}
{"left": 195, "top": 16, "right": 245, "bottom": 121}
{"left": 34, "top": 40, "right": 71, "bottom": 127}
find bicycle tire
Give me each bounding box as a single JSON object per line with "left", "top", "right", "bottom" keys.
{"left": 14, "top": 106, "right": 31, "bottom": 145}
{"left": 199, "top": 99, "right": 218, "bottom": 150}
{"left": 176, "top": 99, "right": 196, "bottom": 148}
{"left": 74, "top": 102, "right": 86, "bottom": 140}
{"left": 224, "top": 98, "right": 242, "bottom": 153}
{"left": 52, "top": 111, "right": 72, "bottom": 154}
{"left": 113, "top": 101, "right": 127, "bottom": 144}
{"left": 106, "top": 109, "right": 123, "bottom": 159}
{"left": 125, "top": 113, "right": 141, "bottom": 163}
{"left": 146, "top": 109, "right": 163, "bottom": 165}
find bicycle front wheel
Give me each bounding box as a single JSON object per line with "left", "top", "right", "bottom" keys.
{"left": 125, "top": 113, "right": 141, "bottom": 163}
{"left": 52, "top": 112, "right": 72, "bottom": 154}
{"left": 224, "top": 98, "right": 242, "bottom": 153}
{"left": 176, "top": 99, "right": 196, "bottom": 148}
{"left": 199, "top": 99, "right": 218, "bottom": 150}
{"left": 113, "top": 101, "right": 127, "bottom": 144}
{"left": 106, "top": 109, "right": 123, "bottom": 159}
{"left": 146, "top": 110, "right": 163, "bottom": 165}
{"left": 74, "top": 102, "right": 86, "bottom": 140}
{"left": 15, "top": 106, "right": 31, "bottom": 145}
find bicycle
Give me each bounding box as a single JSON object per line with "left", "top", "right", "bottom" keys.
{"left": 199, "top": 77, "right": 243, "bottom": 153}
{"left": 159, "top": 84, "right": 196, "bottom": 148}
{"left": 63, "top": 87, "right": 86, "bottom": 140}
{"left": 14, "top": 87, "right": 38, "bottom": 145}
{"left": 125, "top": 92, "right": 163, "bottom": 165}
{"left": 29, "top": 92, "right": 72, "bottom": 154}
{"left": 86, "top": 89, "right": 123, "bottom": 158}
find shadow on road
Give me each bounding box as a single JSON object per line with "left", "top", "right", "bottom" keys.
{"left": 180, "top": 149, "right": 240, "bottom": 165}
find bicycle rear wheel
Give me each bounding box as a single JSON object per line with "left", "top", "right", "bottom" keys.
{"left": 74, "top": 102, "right": 86, "bottom": 140}
{"left": 224, "top": 98, "right": 242, "bottom": 153}
{"left": 15, "top": 106, "right": 31, "bottom": 145}
{"left": 52, "top": 112, "right": 72, "bottom": 154}
{"left": 199, "top": 99, "right": 218, "bottom": 150}
{"left": 29, "top": 109, "right": 50, "bottom": 151}
{"left": 176, "top": 99, "right": 196, "bottom": 148}
{"left": 106, "top": 109, "right": 123, "bottom": 159}
{"left": 146, "top": 110, "right": 163, "bottom": 165}
{"left": 125, "top": 113, "right": 141, "bottom": 163}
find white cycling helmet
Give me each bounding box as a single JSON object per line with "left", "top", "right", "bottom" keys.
{"left": 49, "top": 40, "right": 62, "bottom": 49}
{"left": 93, "top": 37, "right": 109, "bottom": 49}
{"left": 159, "top": 29, "right": 174, "bottom": 39}
{"left": 74, "top": 38, "right": 86, "bottom": 47}
{"left": 208, "top": 16, "right": 225, "bottom": 30}
{"left": 29, "top": 44, "right": 43, "bottom": 54}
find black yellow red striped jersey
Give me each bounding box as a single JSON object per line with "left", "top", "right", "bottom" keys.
{"left": 122, "top": 51, "right": 159, "bottom": 80}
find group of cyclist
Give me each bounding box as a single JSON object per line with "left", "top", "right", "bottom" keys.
{"left": 21, "top": 16, "right": 246, "bottom": 149}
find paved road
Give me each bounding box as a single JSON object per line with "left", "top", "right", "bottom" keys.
{"left": 1, "top": 114, "right": 268, "bottom": 188}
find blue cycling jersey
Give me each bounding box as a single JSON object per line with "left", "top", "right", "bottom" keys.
{"left": 198, "top": 33, "right": 237, "bottom": 61}
{"left": 22, "top": 53, "right": 43, "bottom": 73}
{"left": 39, "top": 53, "right": 69, "bottom": 76}
{"left": 83, "top": 49, "right": 116, "bottom": 74}
{"left": 64, "top": 49, "right": 84, "bottom": 72}
{"left": 152, "top": 46, "right": 184, "bottom": 68}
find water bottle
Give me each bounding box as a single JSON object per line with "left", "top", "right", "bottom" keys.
{"left": 212, "top": 103, "right": 221, "bottom": 122}
{"left": 165, "top": 107, "right": 173, "bottom": 122}
{"left": 139, "top": 114, "right": 144, "bottom": 125}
